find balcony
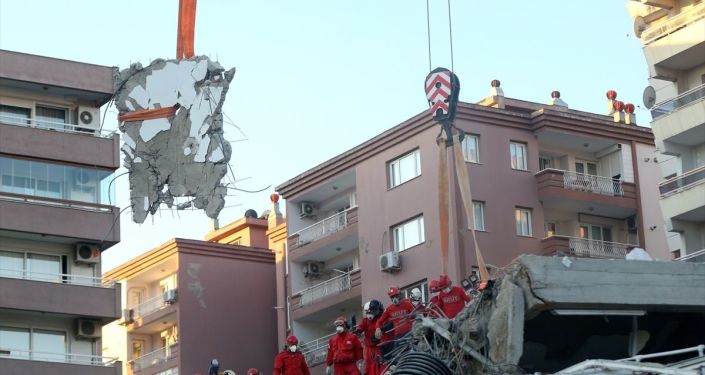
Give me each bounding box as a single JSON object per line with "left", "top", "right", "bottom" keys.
{"left": 535, "top": 169, "right": 637, "bottom": 217}
{"left": 0, "top": 113, "right": 116, "bottom": 138}
{"left": 300, "top": 333, "right": 334, "bottom": 367}
{"left": 642, "top": 2, "right": 705, "bottom": 44}
{"left": 659, "top": 166, "right": 705, "bottom": 223}
{"left": 0, "top": 349, "right": 120, "bottom": 375}
{"left": 130, "top": 343, "right": 179, "bottom": 373}
{"left": 290, "top": 269, "right": 361, "bottom": 319}
{"left": 287, "top": 207, "right": 358, "bottom": 261}
{"left": 0, "top": 270, "right": 120, "bottom": 320}
{"left": 642, "top": 4, "right": 705, "bottom": 73}
{"left": 660, "top": 165, "right": 705, "bottom": 198}
{"left": 126, "top": 289, "right": 178, "bottom": 329}
{"left": 676, "top": 249, "right": 705, "bottom": 263}
{"left": 541, "top": 235, "right": 633, "bottom": 259}
{"left": 651, "top": 84, "right": 705, "bottom": 149}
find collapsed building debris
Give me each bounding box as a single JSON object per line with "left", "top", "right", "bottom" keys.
{"left": 114, "top": 56, "right": 235, "bottom": 223}
{"left": 392, "top": 256, "right": 705, "bottom": 374}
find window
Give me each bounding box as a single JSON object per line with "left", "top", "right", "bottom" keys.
{"left": 515, "top": 208, "right": 532, "bottom": 237}
{"left": 579, "top": 224, "right": 612, "bottom": 242}
{"left": 0, "top": 326, "right": 66, "bottom": 361}
{"left": 35, "top": 105, "right": 66, "bottom": 131}
{"left": 575, "top": 160, "right": 597, "bottom": 176}
{"left": 473, "top": 201, "right": 485, "bottom": 231}
{"left": 388, "top": 149, "right": 421, "bottom": 188}
{"left": 402, "top": 280, "right": 429, "bottom": 303}
{"left": 0, "top": 104, "right": 31, "bottom": 126}
{"left": 539, "top": 157, "right": 552, "bottom": 171}
{"left": 510, "top": 142, "right": 528, "bottom": 170}
{"left": 0, "top": 250, "right": 62, "bottom": 282}
{"left": 392, "top": 216, "right": 425, "bottom": 252}
{"left": 545, "top": 222, "right": 556, "bottom": 237}
{"left": 0, "top": 327, "right": 30, "bottom": 359}
{"left": 461, "top": 135, "right": 479, "bottom": 163}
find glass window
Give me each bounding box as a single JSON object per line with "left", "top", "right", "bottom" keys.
{"left": 510, "top": 142, "right": 528, "bottom": 170}
{"left": 0, "top": 104, "right": 31, "bottom": 126}
{"left": 389, "top": 149, "right": 421, "bottom": 188}
{"left": 0, "top": 251, "right": 24, "bottom": 279}
{"left": 461, "top": 135, "right": 479, "bottom": 163}
{"left": 0, "top": 326, "right": 30, "bottom": 359}
{"left": 27, "top": 253, "right": 61, "bottom": 283}
{"left": 392, "top": 216, "right": 425, "bottom": 252}
{"left": 401, "top": 280, "right": 429, "bottom": 303}
{"left": 32, "top": 330, "right": 66, "bottom": 362}
{"left": 35, "top": 106, "right": 66, "bottom": 131}
{"left": 473, "top": 201, "right": 485, "bottom": 231}
{"left": 539, "top": 157, "right": 552, "bottom": 171}
{"left": 515, "top": 208, "right": 532, "bottom": 237}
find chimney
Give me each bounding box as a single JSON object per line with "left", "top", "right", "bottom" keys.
{"left": 606, "top": 90, "right": 618, "bottom": 115}
{"left": 268, "top": 193, "right": 284, "bottom": 229}
{"left": 624, "top": 103, "right": 636, "bottom": 125}
{"left": 613, "top": 100, "right": 625, "bottom": 123}
{"left": 479, "top": 79, "right": 505, "bottom": 109}
{"left": 549, "top": 90, "right": 568, "bottom": 108}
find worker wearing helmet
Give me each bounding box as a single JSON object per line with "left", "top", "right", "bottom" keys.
{"left": 356, "top": 300, "right": 384, "bottom": 375}
{"left": 326, "top": 316, "right": 363, "bottom": 375}
{"left": 427, "top": 279, "right": 442, "bottom": 317}
{"left": 273, "top": 335, "right": 311, "bottom": 375}
{"left": 437, "top": 275, "right": 471, "bottom": 319}
{"left": 374, "top": 287, "right": 415, "bottom": 362}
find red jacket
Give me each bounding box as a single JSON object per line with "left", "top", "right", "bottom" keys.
{"left": 273, "top": 350, "right": 310, "bottom": 375}
{"left": 327, "top": 331, "right": 363, "bottom": 365}
{"left": 438, "top": 286, "right": 471, "bottom": 318}
{"left": 376, "top": 299, "right": 415, "bottom": 336}
{"left": 356, "top": 317, "right": 379, "bottom": 347}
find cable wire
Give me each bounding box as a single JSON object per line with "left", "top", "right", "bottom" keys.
{"left": 426, "top": 0, "right": 433, "bottom": 72}
{"left": 447, "top": 0, "right": 455, "bottom": 72}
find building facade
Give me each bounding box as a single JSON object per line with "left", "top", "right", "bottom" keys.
{"left": 102, "top": 213, "right": 281, "bottom": 375}
{"left": 0, "top": 50, "right": 122, "bottom": 374}
{"left": 275, "top": 85, "right": 669, "bottom": 372}
{"left": 628, "top": 0, "right": 705, "bottom": 260}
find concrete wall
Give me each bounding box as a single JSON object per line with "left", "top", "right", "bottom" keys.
{"left": 177, "top": 249, "right": 277, "bottom": 375}
{"left": 635, "top": 143, "right": 671, "bottom": 259}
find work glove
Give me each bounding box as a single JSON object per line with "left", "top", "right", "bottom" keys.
{"left": 326, "top": 366, "right": 331, "bottom": 375}
{"left": 374, "top": 327, "right": 382, "bottom": 340}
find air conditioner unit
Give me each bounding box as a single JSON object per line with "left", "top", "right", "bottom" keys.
{"left": 299, "top": 202, "right": 316, "bottom": 218}
{"left": 121, "top": 308, "right": 134, "bottom": 324}
{"left": 163, "top": 289, "right": 178, "bottom": 304}
{"left": 75, "top": 243, "right": 100, "bottom": 264}
{"left": 379, "top": 251, "right": 401, "bottom": 272}
{"left": 75, "top": 319, "right": 101, "bottom": 340}
{"left": 303, "top": 262, "right": 321, "bottom": 278}
{"left": 77, "top": 106, "right": 100, "bottom": 130}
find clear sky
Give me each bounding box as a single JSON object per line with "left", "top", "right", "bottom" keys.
{"left": 0, "top": 1, "right": 651, "bottom": 272}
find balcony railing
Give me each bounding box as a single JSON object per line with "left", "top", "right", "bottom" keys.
{"left": 294, "top": 208, "right": 355, "bottom": 246}
{"left": 562, "top": 170, "right": 624, "bottom": 196}
{"left": 0, "top": 113, "right": 116, "bottom": 138}
{"left": 300, "top": 333, "right": 334, "bottom": 367}
{"left": 676, "top": 249, "right": 705, "bottom": 263}
{"left": 130, "top": 289, "right": 177, "bottom": 320}
{"left": 569, "top": 237, "right": 632, "bottom": 259}
{"left": 651, "top": 83, "right": 705, "bottom": 120}
{"left": 0, "top": 348, "right": 118, "bottom": 366}
{"left": 0, "top": 268, "right": 116, "bottom": 288}
{"left": 659, "top": 165, "right": 705, "bottom": 197}
{"left": 130, "top": 343, "right": 179, "bottom": 372}
{"left": 642, "top": 2, "right": 705, "bottom": 44}
{"left": 293, "top": 269, "right": 360, "bottom": 308}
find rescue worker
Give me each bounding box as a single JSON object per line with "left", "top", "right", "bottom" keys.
{"left": 247, "top": 369, "right": 261, "bottom": 375}
{"left": 356, "top": 300, "right": 384, "bottom": 375}
{"left": 374, "top": 287, "right": 415, "bottom": 361}
{"left": 326, "top": 316, "right": 363, "bottom": 375}
{"left": 409, "top": 288, "right": 423, "bottom": 310}
{"left": 437, "top": 274, "right": 472, "bottom": 318}
{"left": 273, "top": 335, "right": 311, "bottom": 375}
{"left": 427, "top": 279, "right": 441, "bottom": 317}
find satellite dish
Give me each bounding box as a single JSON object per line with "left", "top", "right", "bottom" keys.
{"left": 643, "top": 86, "right": 656, "bottom": 109}
{"left": 634, "top": 16, "right": 648, "bottom": 38}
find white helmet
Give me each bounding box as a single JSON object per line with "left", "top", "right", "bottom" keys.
{"left": 364, "top": 301, "right": 371, "bottom": 312}
{"left": 410, "top": 288, "right": 422, "bottom": 302}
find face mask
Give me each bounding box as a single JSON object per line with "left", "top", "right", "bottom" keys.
{"left": 443, "top": 287, "right": 451, "bottom": 293}
{"left": 288, "top": 345, "right": 297, "bottom": 352}
{"left": 392, "top": 297, "right": 400, "bottom": 305}
{"left": 336, "top": 326, "right": 344, "bottom": 333}
{"left": 366, "top": 314, "right": 375, "bottom": 320}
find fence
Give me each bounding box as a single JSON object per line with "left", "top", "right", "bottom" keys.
{"left": 569, "top": 237, "right": 631, "bottom": 258}
{"left": 563, "top": 171, "right": 624, "bottom": 196}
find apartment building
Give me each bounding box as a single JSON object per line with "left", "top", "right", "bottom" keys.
{"left": 0, "top": 50, "right": 122, "bottom": 374}
{"left": 102, "top": 210, "right": 281, "bottom": 375}
{"left": 628, "top": 0, "right": 705, "bottom": 261}
{"left": 275, "top": 85, "right": 668, "bottom": 372}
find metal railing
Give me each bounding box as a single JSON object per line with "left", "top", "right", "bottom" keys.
{"left": 651, "top": 83, "right": 705, "bottom": 120}
{"left": 0, "top": 113, "right": 115, "bottom": 138}
{"left": 562, "top": 170, "right": 624, "bottom": 196}
{"left": 0, "top": 347, "right": 118, "bottom": 366}
{"left": 659, "top": 165, "right": 705, "bottom": 197}
{"left": 294, "top": 208, "right": 353, "bottom": 246}
{"left": 294, "top": 269, "right": 358, "bottom": 308}
{"left": 676, "top": 249, "right": 705, "bottom": 262}
{"left": 0, "top": 268, "right": 116, "bottom": 288}
{"left": 569, "top": 237, "right": 632, "bottom": 258}
{"left": 130, "top": 343, "right": 179, "bottom": 372}
{"left": 642, "top": 2, "right": 705, "bottom": 44}
{"left": 129, "top": 289, "right": 177, "bottom": 320}
{"left": 300, "top": 333, "right": 334, "bottom": 366}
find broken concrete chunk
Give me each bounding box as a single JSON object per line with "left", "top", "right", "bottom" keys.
{"left": 115, "top": 56, "right": 235, "bottom": 223}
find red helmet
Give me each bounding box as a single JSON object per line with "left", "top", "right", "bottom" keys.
{"left": 286, "top": 335, "right": 298, "bottom": 345}
{"left": 438, "top": 275, "right": 451, "bottom": 289}
{"left": 387, "top": 287, "right": 401, "bottom": 297}
{"left": 429, "top": 279, "right": 439, "bottom": 293}
{"left": 247, "top": 369, "right": 261, "bottom": 375}
{"left": 334, "top": 316, "right": 347, "bottom": 326}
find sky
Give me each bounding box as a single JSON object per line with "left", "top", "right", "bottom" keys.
{"left": 0, "top": 1, "right": 652, "bottom": 272}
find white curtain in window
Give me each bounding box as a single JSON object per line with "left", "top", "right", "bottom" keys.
{"left": 32, "top": 330, "right": 66, "bottom": 362}
{"left": 0, "top": 327, "right": 30, "bottom": 359}
{"left": 0, "top": 251, "right": 23, "bottom": 279}
{"left": 35, "top": 106, "right": 66, "bottom": 130}
{"left": 27, "top": 253, "right": 61, "bottom": 282}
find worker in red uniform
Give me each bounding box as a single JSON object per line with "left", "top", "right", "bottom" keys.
{"left": 374, "top": 287, "right": 415, "bottom": 362}
{"left": 326, "top": 316, "right": 363, "bottom": 375}
{"left": 427, "top": 279, "right": 441, "bottom": 317}
{"left": 273, "top": 335, "right": 311, "bottom": 375}
{"left": 356, "top": 300, "right": 384, "bottom": 375}
{"left": 437, "top": 274, "right": 472, "bottom": 319}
